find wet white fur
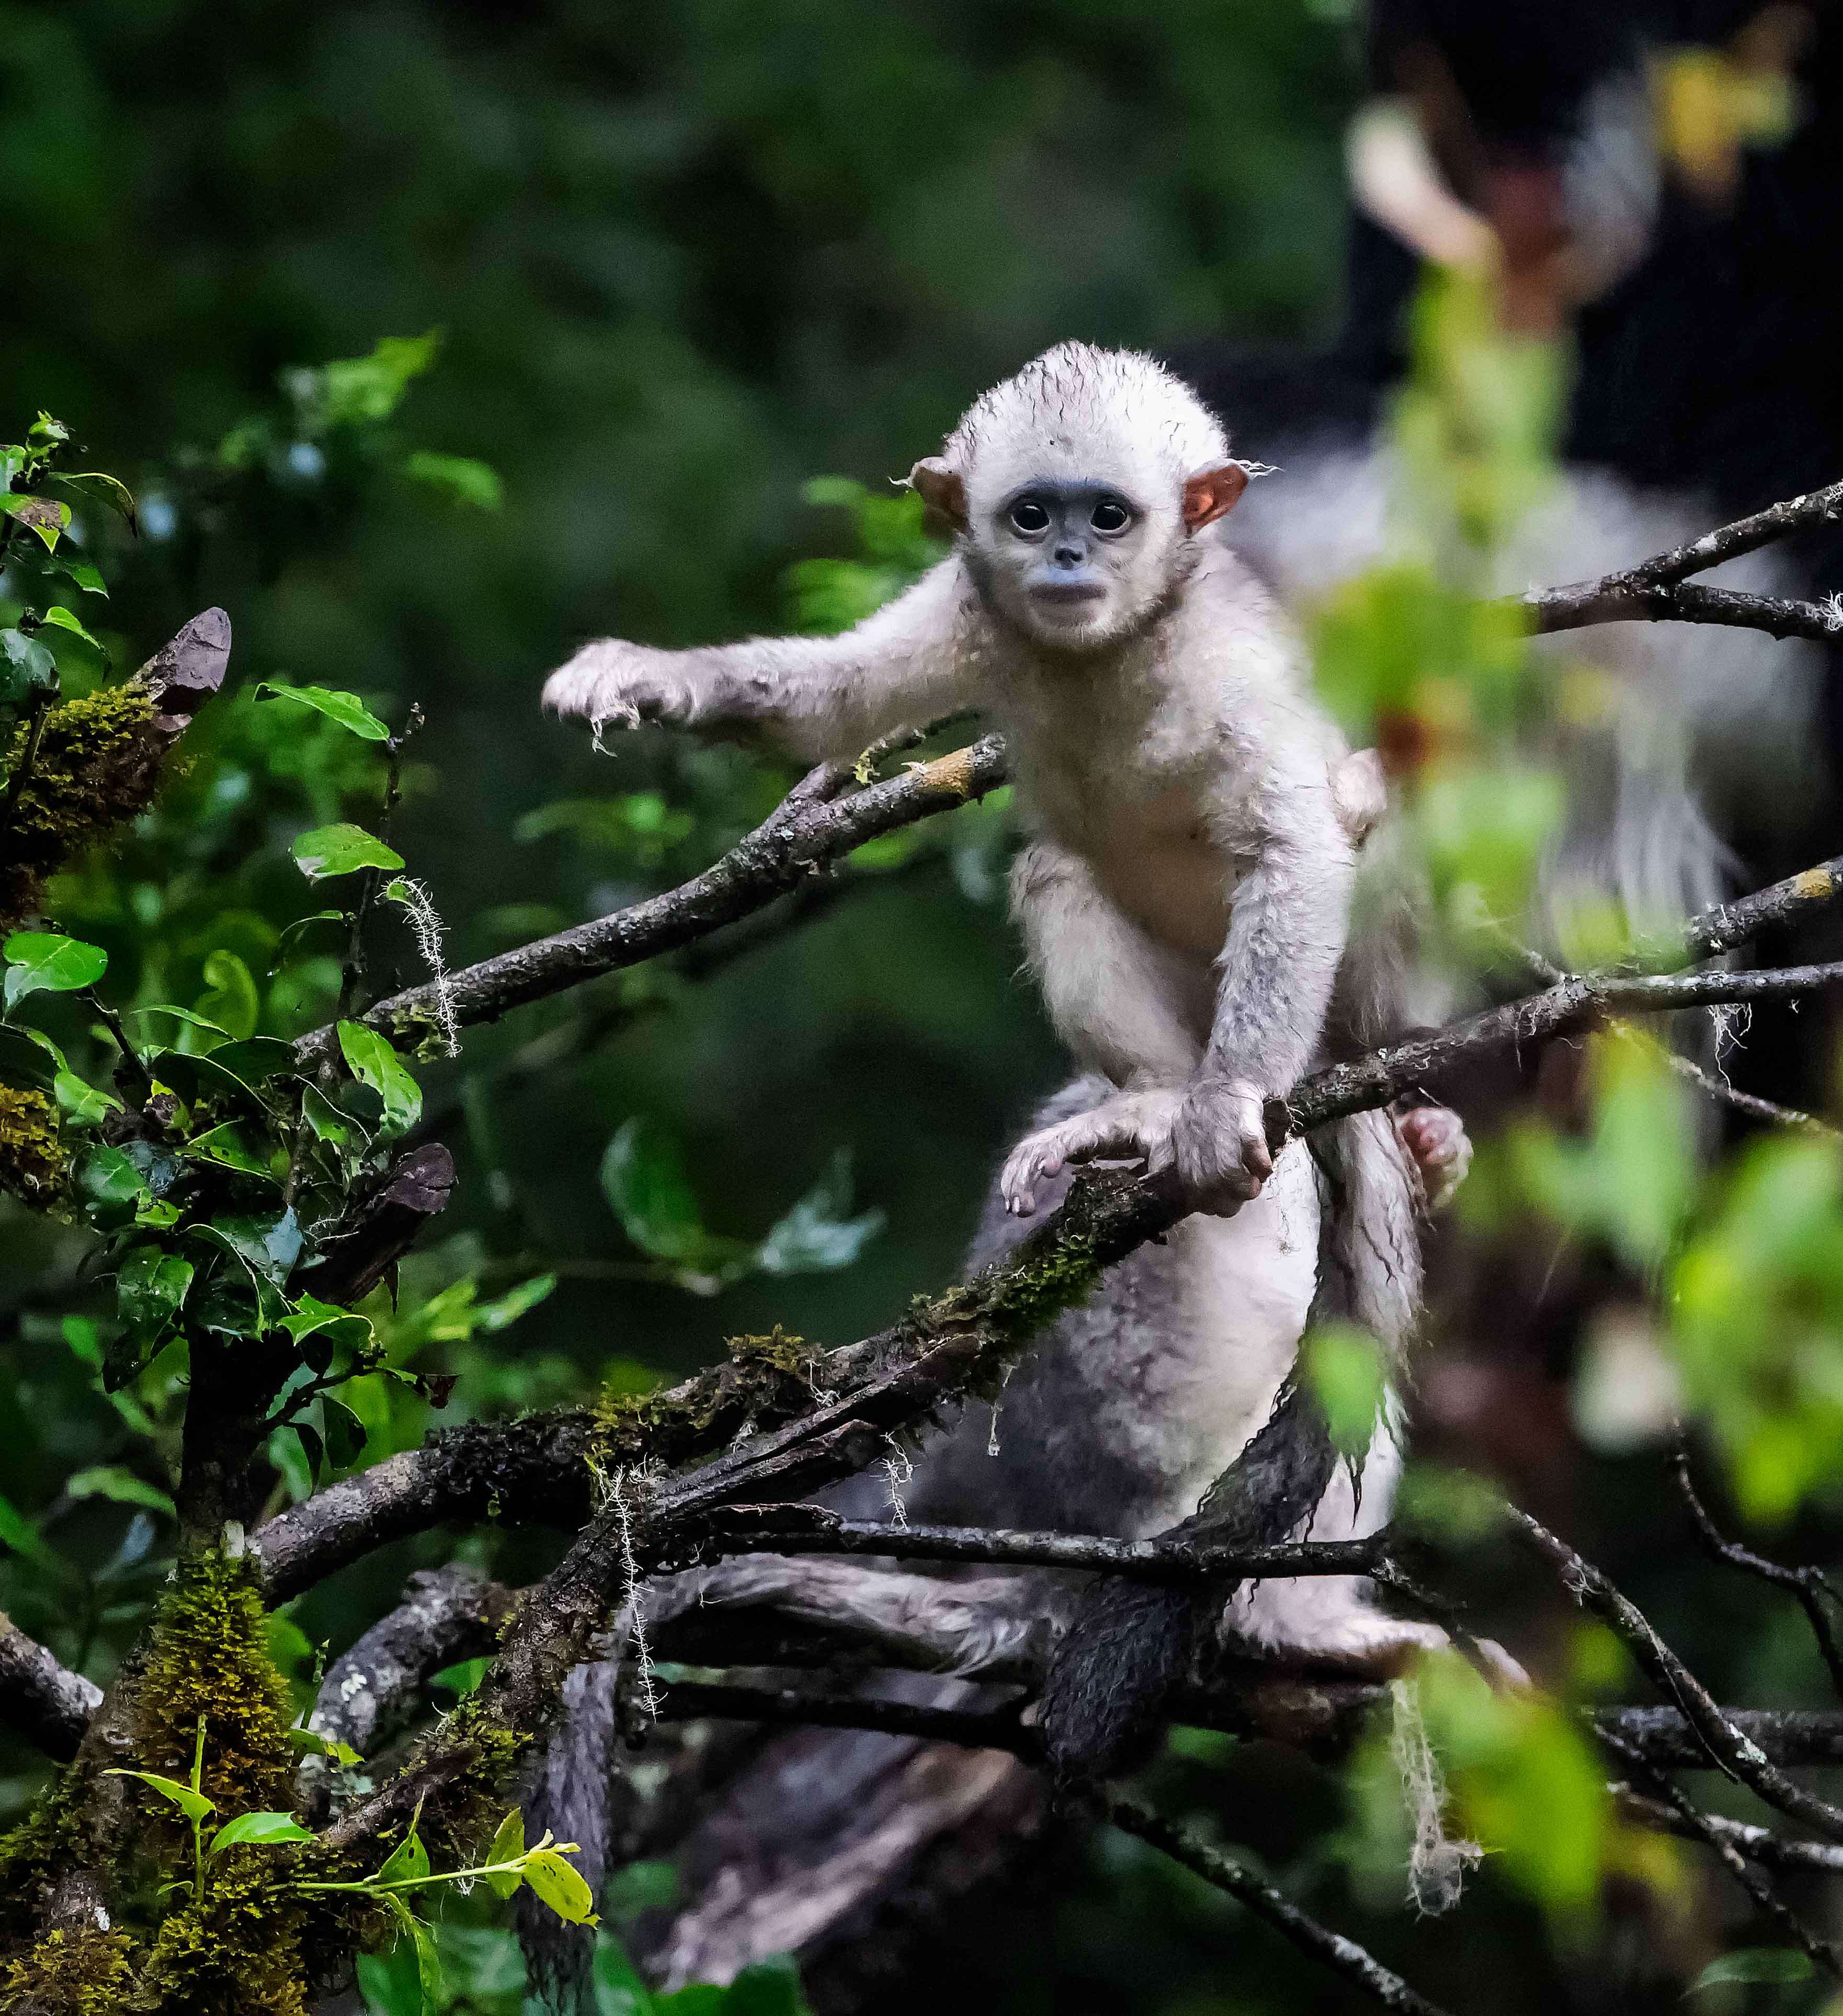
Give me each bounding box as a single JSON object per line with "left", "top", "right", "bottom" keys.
{"left": 548, "top": 343, "right": 1365, "bottom": 1216}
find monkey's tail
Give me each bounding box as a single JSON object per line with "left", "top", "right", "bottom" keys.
{"left": 1037, "top": 1379, "right": 1341, "bottom": 1782}
{"left": 1038, "top": 1103, "right": 1423, "bottom": 1781}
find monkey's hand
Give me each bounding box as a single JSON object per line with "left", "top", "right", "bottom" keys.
{"left": 999, "top": 1088, "right": 1185, "bottom": 1217}
{"left": 1395, "top": 1102, "right": 1472, "bottom": 1211}
{"left": 1152, "top": 1075, "right": 1273, "bottom": 1217}
{"left": 543, "top": 640, "right": 702, "bottom": 733}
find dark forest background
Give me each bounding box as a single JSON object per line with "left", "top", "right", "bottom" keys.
{"left": 8, "top": 4, "right": 1843, "bottom": 2012}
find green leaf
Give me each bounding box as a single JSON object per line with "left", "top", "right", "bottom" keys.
{"left": 184, "top": 1122, "right": 281, "bottom": 1182}
{"left": 66, "top": 1466, "right": 176, "bottom": 1519}
{"left": 54, "top": 1069, "right": 121, "bottom": 1125}
{"left": 255, "top": 683, "right": 392, "bottom": 741}
{"left": 60, "top": 1314, "right": 104, "bottom": 1373}
{"left": 322, "top": 1397, "right": 368, "bottom": 1470}
{"left": 756, "top": 1150, "right": 884, "bottom": 1276}
{"left": 300, "top": 1082, "right": 356, "bottom": 1147}
{"left": 337, "top": 1021, "right": 421, "bottom": 1137}
{"left": 401, "top": 451, "right": 503, "bottom": 512}
{"left": 429, "top": 1656, "right": 488, "bottom": 1701}
{"left": 375, "top": 1826, "right": 432, "bottom": 1887}
{"left": 104, "top": 1769, "right": 215, "bottom": 1822}
{"left": 3, "top": 931, "right": 106, "bottom": 1010}
{"left": 58, "top": 558, "right": 107, "bottom": 597}
{"left": 1301, "top": 1322, "right": 1387, "bottom": 1459}
{"left": 0, "top": 494, "right": 70, "bottom": 550}
{"left": 726, "top": 1958, "right": 813, "bottom": 2016}
{"left": 196, "top": 1208, "right": 302, "bottom": 1285}
{"left": 208, "top": 1810, "right": 314, "bottom": 1854}
{"left": 196, "top": 950, "right": 260, "bottom": 1041}
{"left": 377, "top": 1892, "right": 442, "bottom": 2015}
{"left": 285, "top": 1726, "right": 362, "bottom": 1767}
{"left": 291, "top": 330, "right": 443, "bottom": 432}
{"left": 130, "top": 1003, "right": 231, "bottom": 1039}
{"left": 475, "top": 1272, "right": 556, "bottom": 1332}
{"left": 78, "top": 1143, "right": 153, "bottom": 1215}
{"left": 599, "top": 1938, "right": 665, "bottom": 2016}
{"left": 483, "top": 1807, "right": 526, "bottom": 1899}
{"left": 0, "top": 626, "right": 58, "bottom": 703}
{"left": 291, "top": 823, "right": 405, "bottom": 880}
{"left": 0, "top": 1488, "right": 61, "bottom": 1570}
{"left": 46, "top": 470, "right": 138, "bottom": 531}
{"left": 117, "top": 1245, "right": 194, "bottom": 1342}
{"left": 599, "top": 1118, "right": 753, "bottom": 1276}
{"left": 37, "top": 604, "right": 104, "bottom": 654}
{"left": 525, "top": 1847, "right": 599, "bottom": 1925}
{"left": 1688, "top": 1950, "right": 1815, "bottom": 1992}
{"left": 27, "top": 412, "right": 69, "bottom": 447}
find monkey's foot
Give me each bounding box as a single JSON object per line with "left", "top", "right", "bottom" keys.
{"left": 999, "top": 1089, "right": 1184, "bottom": 1216}
{"left": 1395, "top": 1103, "right": 1472, "bottom": 1211}
{"left": 543, "top": 640, "right": 699, "bottom": 734}
{"left": 1161, "top": 1075, "right": 1272, "bottom": 1217}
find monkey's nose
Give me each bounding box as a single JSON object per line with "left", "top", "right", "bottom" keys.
{"left": 1053, "top": 543, "right": 1085, "bottom": 567}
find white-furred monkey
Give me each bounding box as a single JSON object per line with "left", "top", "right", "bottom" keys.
{"left": 529, "top": 345, "right": 1501, "bottom": 2001}
{"left": 548, "top": 342, "right": 1420, "bottom": 1224}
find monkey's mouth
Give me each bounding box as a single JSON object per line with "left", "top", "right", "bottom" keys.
{"left": 1030, "top": 583, "right": 1107, "bottom": 607}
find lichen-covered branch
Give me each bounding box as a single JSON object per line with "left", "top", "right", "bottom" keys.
{"left": 1522, "top": 473, "right": 1843, "bottom": 644}
{"left": 292, "top": 735, "right": 1010, "bottom": 1069}
{"left": 299, "top": 1567, "right": 515, "bottom": 1820}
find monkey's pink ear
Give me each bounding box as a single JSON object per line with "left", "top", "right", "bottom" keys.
{"left": 906, "top": 457, "right": 968, "bottom": 533}
{"left": 1181, "top": 463, "right": 1249, "bottom": 531}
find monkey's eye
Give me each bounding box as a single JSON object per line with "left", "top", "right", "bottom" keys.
{"left": 1090, "top": 499, "right": 1132, "bottom": 534}
{"left": 1009, "top": 497, "right": 1052, "bottom": 535}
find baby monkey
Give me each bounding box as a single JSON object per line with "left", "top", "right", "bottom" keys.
{"left": 548, "top": 342, "right": 1383, "bottom": 1216}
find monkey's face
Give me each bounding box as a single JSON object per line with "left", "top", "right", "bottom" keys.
{"left": 970, "top": 474, "right": 1180, "bottom": 654}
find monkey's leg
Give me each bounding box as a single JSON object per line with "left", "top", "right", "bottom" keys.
{"left": 1002, "top": 840, "right": 1215, "bottom": 1215}
{"left": 647, "top": 1556, "right": 1061, "bottom": 1681}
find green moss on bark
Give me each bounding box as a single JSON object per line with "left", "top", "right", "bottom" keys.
{"left": 0, "top": 1927, "right": 134, "bottom": 2013}
{"left": 1, "top": 683, "right": 161, "bottom": 931}
{"left": 0, "top": 1082, "right": 67, "bottom": 1207}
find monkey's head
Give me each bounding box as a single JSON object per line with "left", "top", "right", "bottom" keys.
{"left": 907, "top": 342, "right": 1250, "bottom": 654}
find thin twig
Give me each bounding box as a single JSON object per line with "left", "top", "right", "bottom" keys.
{"left": 1675, "top": 1449, "right": 1843, "bottom": 1697}
{"left": 1103, "top": 1793, "right": 1456, "bottom": 2016}
{"left": 294, "top": 733, "right": 1009, "bottom": 1068}
{"left": 1, "top": 689, "right": 55, "bottom": 826}
{"left": 337, "top": 704, "right": 423, "bottom": 1020}
{"left": 1611, "top": 1021, "right": 1839, "bottom": 1137}
{"left": 1612, "top": 1784, "right": 1843, "bottom": 1873}
{"left": 1599, "top": 1726, "right": 1840, "bottom": 1978}
{"left": 1514, "top": 1510, "right": 1843, "bottom": 1844}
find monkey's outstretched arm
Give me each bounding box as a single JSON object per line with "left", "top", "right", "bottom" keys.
{"left": 543, "top": 558, "right": 980, "bottom": 762}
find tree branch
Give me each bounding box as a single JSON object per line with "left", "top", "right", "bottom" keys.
{"left": 1522, "top": 473, "right": 1843, "bottom": 643}
{"left": 0, "top": 1617, "right": 101, "bottom": 1762}
{"left": 291, "top": 735, "right": 1009, "bottom": 1070}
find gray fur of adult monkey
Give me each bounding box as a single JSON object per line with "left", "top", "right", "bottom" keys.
{"left": 525, "top": 345, "right": 1502, "bottom": 2003}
